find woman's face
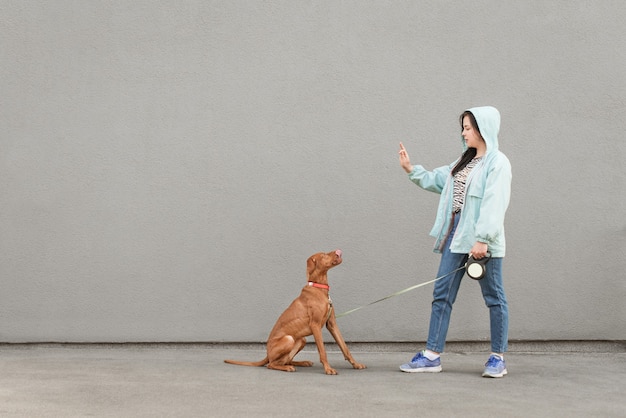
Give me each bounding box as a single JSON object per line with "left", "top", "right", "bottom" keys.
{"left": 462, "top": 115, "right": 484, "bottom": 149}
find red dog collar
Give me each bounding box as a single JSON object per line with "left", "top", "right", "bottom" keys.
{"left": 307, "top": 282, "right": 330, "bottom": 290}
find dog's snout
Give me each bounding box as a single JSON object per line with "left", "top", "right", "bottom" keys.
{"left": 335, "top": 249, "right": 342, "bottom": 258}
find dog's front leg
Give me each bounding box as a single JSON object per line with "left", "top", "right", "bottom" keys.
{"left": 310, "top": 325, "right": 336, "bottom": 375}
{"left": 326, "top": 313, "right": 366, "bottom": 370}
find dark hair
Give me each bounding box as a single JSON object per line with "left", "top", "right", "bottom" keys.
{"left": 451, "top": 111, "right": 481, "bottom": 176}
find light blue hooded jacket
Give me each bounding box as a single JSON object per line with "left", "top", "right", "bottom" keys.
{"left": 408, "top": 106, "right": 512, "bottom": 257}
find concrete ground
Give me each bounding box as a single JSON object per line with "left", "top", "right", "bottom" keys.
{"left": 0, "top": 343, "right": 624, "bottom": 418}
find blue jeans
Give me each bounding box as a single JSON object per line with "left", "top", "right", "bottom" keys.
{"left": 426, "top": 213, "right": 509, "bottom": 353}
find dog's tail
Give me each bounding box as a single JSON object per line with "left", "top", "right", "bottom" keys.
{"left": 224, "top": 357, "right": 269, "bottom": 367}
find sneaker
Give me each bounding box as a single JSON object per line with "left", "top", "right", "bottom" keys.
{"left": 399, "top": 351, "right": 442, "bottom": 373}
{"left": 482, "top": 355, "right": 507, "bottom": 378}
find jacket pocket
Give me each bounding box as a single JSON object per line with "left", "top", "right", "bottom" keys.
{"left": 467, "top": 178, "right": 484, "bottom": 199}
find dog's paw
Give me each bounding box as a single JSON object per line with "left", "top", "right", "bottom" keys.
{"left": 352, "top": 363, "right": 367, "bottom": 370}
{"left": 324, "top": 367, "right": 338, "bottom": 375}
{"left": 267, "top": 364, "right": 296, "bottom": 372}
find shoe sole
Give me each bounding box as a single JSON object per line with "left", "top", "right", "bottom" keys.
{"left": 399, "top": 365, "right": 442, "bottom": 373}
{"left": 482, "top": 368, "right": 508, "bottom": 378}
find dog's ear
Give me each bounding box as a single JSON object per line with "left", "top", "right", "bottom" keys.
{"left": 306, "top": 255, "right": 317, "bottom": 278}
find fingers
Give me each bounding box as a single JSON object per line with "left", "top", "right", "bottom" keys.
{"left": 469, "top": 242, "right": 489, "bottom": 259}
{"left": 398, "top": 142, "right": 408, "bottom": 157}
{"left": 398, "top": 142, "right": 412, "bottom": 173}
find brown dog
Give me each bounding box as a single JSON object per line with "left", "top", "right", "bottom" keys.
{"left": 224, "top": 249, "right": 366, "bottom": 374}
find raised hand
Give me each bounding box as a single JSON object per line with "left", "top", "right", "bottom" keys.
{"left": 398, "top": 142, "right": 413, "bottom": 173}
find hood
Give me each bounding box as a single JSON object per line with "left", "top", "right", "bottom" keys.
{"left": 463, "top": 106, "right": 500, "bottom": 154}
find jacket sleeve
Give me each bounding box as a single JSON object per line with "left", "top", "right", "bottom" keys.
{"left": 475, "top": 154, "right": 512, "bottom": 244}
{"left": 407, "top": 164, "right": 451, "bottom": 194}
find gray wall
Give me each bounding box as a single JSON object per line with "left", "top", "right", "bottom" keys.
{"left": 1, "top": 1, "right": 624, "bottom": 343}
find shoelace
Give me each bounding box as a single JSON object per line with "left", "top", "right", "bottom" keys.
{"left": 485, "top": 356, "right": 503, "bottom": 367}
{"left": 412, "top": 351, "right": 438, "bottom": 363}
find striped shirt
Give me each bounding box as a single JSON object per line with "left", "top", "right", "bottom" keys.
{"left": 452, "top": 157, "right": 483, "bottom": 213}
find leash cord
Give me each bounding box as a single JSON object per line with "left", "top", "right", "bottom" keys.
{"left": 335, "top": 265, "right": 466, "bottom": 318}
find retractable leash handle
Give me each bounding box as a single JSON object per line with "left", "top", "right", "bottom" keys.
{"left": 466, "top": 252, "right": 491, "bottom": 280}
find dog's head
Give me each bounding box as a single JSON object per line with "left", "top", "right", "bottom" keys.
{"left": 306, "top": 249, "right": 342, "bottom": 279}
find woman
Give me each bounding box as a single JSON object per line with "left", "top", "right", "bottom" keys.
{"left": 398, "top": 106, "right": 512, "bottom": 378}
